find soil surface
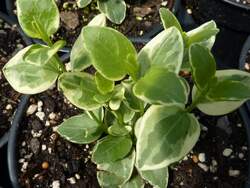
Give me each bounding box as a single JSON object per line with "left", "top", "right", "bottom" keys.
{"left": 0, "top": 17, "right": 25, "bottom": 138}
{"left": 17, "top": 88, "right": 248, "bottom": 187}
{"left": 12, "top": 0, "right": 173, "bottom": 47}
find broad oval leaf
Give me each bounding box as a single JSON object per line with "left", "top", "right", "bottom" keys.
{"left": 97, "top": 150, "right": 135, "bottom": 186}
{"left": 17, "top": 0, "right": 60, "bottom": 40}
{"left": 108, "top": 124, "right": 131, "bottom": 136}
{"left": 186, "top": 21, "right": 219, "bottom": 47}
{"left": 189, "top": 44, "right": 216, "bottom": 90}
{"left": 95, "top": 72, "right": 114, "bottom": 94}
{"left": 140, "top": 167, "right": 169, "bottom": 188}
{"left": 159, "top": 8, "right": 182, "bottom": 32}
{"left": 58, "top": 72, "right": 102, "bottom": 110}
{"left": 77, "top": 0, "right": 92, "bottom": 8}
{"left": 57, "top": 114, "right": 103, "bottom": 144}
{"left": 194, "top": 70, "right": 250, "bottom": 115}
{"left": 92, "top": 135, "right": 132, "bottom": 164}
{"left": 97, "top": 171, "right": 124, "bottom": 188}
{"left": 82, "top": 26, "right": 138, "bottom": 81}
{"left": 98, "top": 0, "right": 126, "bottom": 24}
{"left": 109, "top": 85, "right": 125, "bottom": 110}
{"left": 136, "top": 105, "right": 200, "bottom": 170}
{"left": 3, "top": 46, "right": 60, "bottom": 94}
{"left": 138, "top": 27, "right": 184, "bottom": 77}
{"left": 133, "top": 68, "right": 188, "bottom": 106}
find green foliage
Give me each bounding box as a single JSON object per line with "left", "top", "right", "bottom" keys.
{"left": 3, "top": 6, "right": 250, "bottom": 188}
{"left": 77, "top": 0, "right": 126, "bottom": 24}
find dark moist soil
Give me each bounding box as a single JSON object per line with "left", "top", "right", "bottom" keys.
{"left": 169, "top": 111, "right": 249, "bottom": 188}
{"left": 17, "top": 88, "right": 248, "bottom": 187}
{"left": 0, "top": 18, "right": 25, "bottom": 138}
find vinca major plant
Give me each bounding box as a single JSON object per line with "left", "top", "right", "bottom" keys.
{"left": 3, "top": 0, "right": 250, "bottom": 187}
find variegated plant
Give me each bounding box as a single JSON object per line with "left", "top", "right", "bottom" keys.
{"left": 3, "top": 0, "right": 250, "bottom": 187}
{"left": 77, "top": 0, "right": 126, "bottom": 24}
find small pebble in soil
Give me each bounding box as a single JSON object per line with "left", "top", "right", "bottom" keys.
{"left": 30, "top": 138, "right": 40, "bottom": 154}
{"left": 26, "top": 104, "right": 37, "bottom": 115}
{"left": 49, "top": 112, "right": 56, "bottom": 120}
{"left": 67, "top": 177, "right": 76, "bottom": 184}
{"left": 238, "top": 153, "right": 244, "bottom": 159}
{"left": 42, "top": 161, "right": 49, "bottom": 169}
{"left": 192, "top": 155, "right": 199, "bottom": 163}
{"left": 5, "top": 104, "right": 12, "bottom": 110}
{"left": 198, "top": 163, "right": 209, "bottom": 172}
{"left": 52, "top": 180, "right": 60, "bottom": 188}
{"left": 35, "top": 111, "right": 45, "bottom": 121}
{"left": 229, "top": 169, "right": 240, "bottom": 177}
{"left": 75, "top": 173, "right": 81, "bottom": 180}
{"left": 223, "top": 148, "right": 233, "bottom": 157}
{"left": 42, "top": 144, "right": 47, "bottom": 151}
{"left": 198, "top": 153, "right": 206, "bottom": 162}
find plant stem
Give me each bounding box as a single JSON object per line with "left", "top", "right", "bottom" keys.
{"left": 89, "top": 111, "right": 108, "bottom": 132}
{"left": 186, "top": 89, "right": 206, "bottom": 113}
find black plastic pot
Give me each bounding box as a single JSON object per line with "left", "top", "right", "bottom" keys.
{"left": 0, "top": 12, "right": 31, "bottom": 148}
{"left": 184, "top": 0, "right": 250, "bottom": 33}
{"left": 239, "top": 36, "right": 250, "bottom": 113}
{"left": 5, "top": 0, "right": 181, "bottom": 52}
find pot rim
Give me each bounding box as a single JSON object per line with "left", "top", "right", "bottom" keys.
{"left": 221, "top": 0, "right": 250, "bottom": 11}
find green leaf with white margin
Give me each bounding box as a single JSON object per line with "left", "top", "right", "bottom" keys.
{"left": 24, "top": 40, "right": 66, "bottom": 65}
{"left": 98, "top": 0, "right": 126, "bottom": 24}
{"left": 3, "top": 46, "right": 60, "bottom": 94}
{"left": 88, "top": 13, "right": 106, "bottom": 26}
{"left": 111, "top": 102, "right": 135, "bottom": 124}
{"left": 186, "top": 21, "right": 219, "bottom": 47}
{"left": 136, "top": 105, "right": 200, "bottom": 170}
{"left": 138, "top": 27, "right": 184, "bottom": 77}
{"left": 134, "top": 117, "right": 142, "bottom": 139}
{"left": 17, "top": 0, "right": 59, "bottom": 40}
{"left": 92, "top": 135, "right": 133, "bottom": 164}
{"left": 82, "top": 26, "right": 138, "bottom": 81}
{"left": 159, "top": 8, "right": 182, "bottom": 32}
{"left": 120, "top": 174, "right": 145, "bottom": 188}
{"left": 95, "top": 72, "right": 114, "bottom": 94}
{"left": 86, "top": 107, "right": 104, "bottom": 122}
{"left": 189, "top": 44, "right": 216, "bottom": 90}
{"left": 134, "top": 67, "right": 188, "bottom": 106}
{"left": 109, "top": 85, "right": 125, "bottom": 110}
{"left": 77, "top": 0, "right": 92, "bottom": 8}
{"left": 58, "top": 72, "right": 102, "bottom": 110}
{"left": 140, "top": 167, "right": 169, "bottom": 188}
{"left": 57, "top": 114, "right": 103, "bottom": 144}
{"left": 97, "top": 150, "right": 135, "bottom": 186}
{"left": 194, "top": 70, "right": 250, "bottom": 115}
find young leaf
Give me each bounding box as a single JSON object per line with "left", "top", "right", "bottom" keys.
{"left": 97, "top": 171, "right": 124, "bottom": 188}
{"left": 82, "top": 26, "right": 138, "bottom": 81}
{"left": 159, "top": 8, "right": 182, "bottom": 32}
{"left": 138, "top": 27, "right": 184, "bottom": 77}
{"left": 3, "top": 46, "right": 60, "bottom": 94}
{"left": 97, "top": 0, "right": 126, "bottom": 24}
{"left": 109, "top": 86, "right": 125, "bottom": 110}
{"left": 16, "top": 0, "right": 59, "bottom": 41}
{"left": 121, "top": 174, "right": 145, "bottom": 188}
{"left": 189, "top": 44, "right": 216, "bottom": 90}
{"left": 140, "top": 167, "right": 169, "bottom": 188}
{"left": 186, "top": 21, "right": 219, "bottom": 47}
{"left": 77, "top": 0, "right": 92, "bottom": 8}
{"left": 108, "top": 124, "right": 131, "bottom": 136}
{"left": 88, "top": 13, "right": 107, "bottom": 27}
{"left": 194, "top": 70, "right": 250, "bottom": 115}
{"left": 24, "top": 40, "right": 66, "bottom": 65}
{"left": 95, "top": 72, "right": 114, "bottom": 94}
{"left": 92, "top": 135, "right": 132, "bottom": 164}
{"left": 136, "top": 105, "right": 200, "bottom": 170}
{"left": 97, "top": 150, "right": 135, "bottom": 185}
{"left": 58, "top": 72, "right": 102, "bottom": 110}
{"left": 57, "top": 114, "right": 103, "bottom": 144}
{"left": 133, "top": 68, "right": 188, "bottom": 106}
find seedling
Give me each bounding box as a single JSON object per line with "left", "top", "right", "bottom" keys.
{"left": 77, "top": 0, "right": 126, "bottom": 24}
{"left": 3, "top": 1, "right": 250, "bottom": 187}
